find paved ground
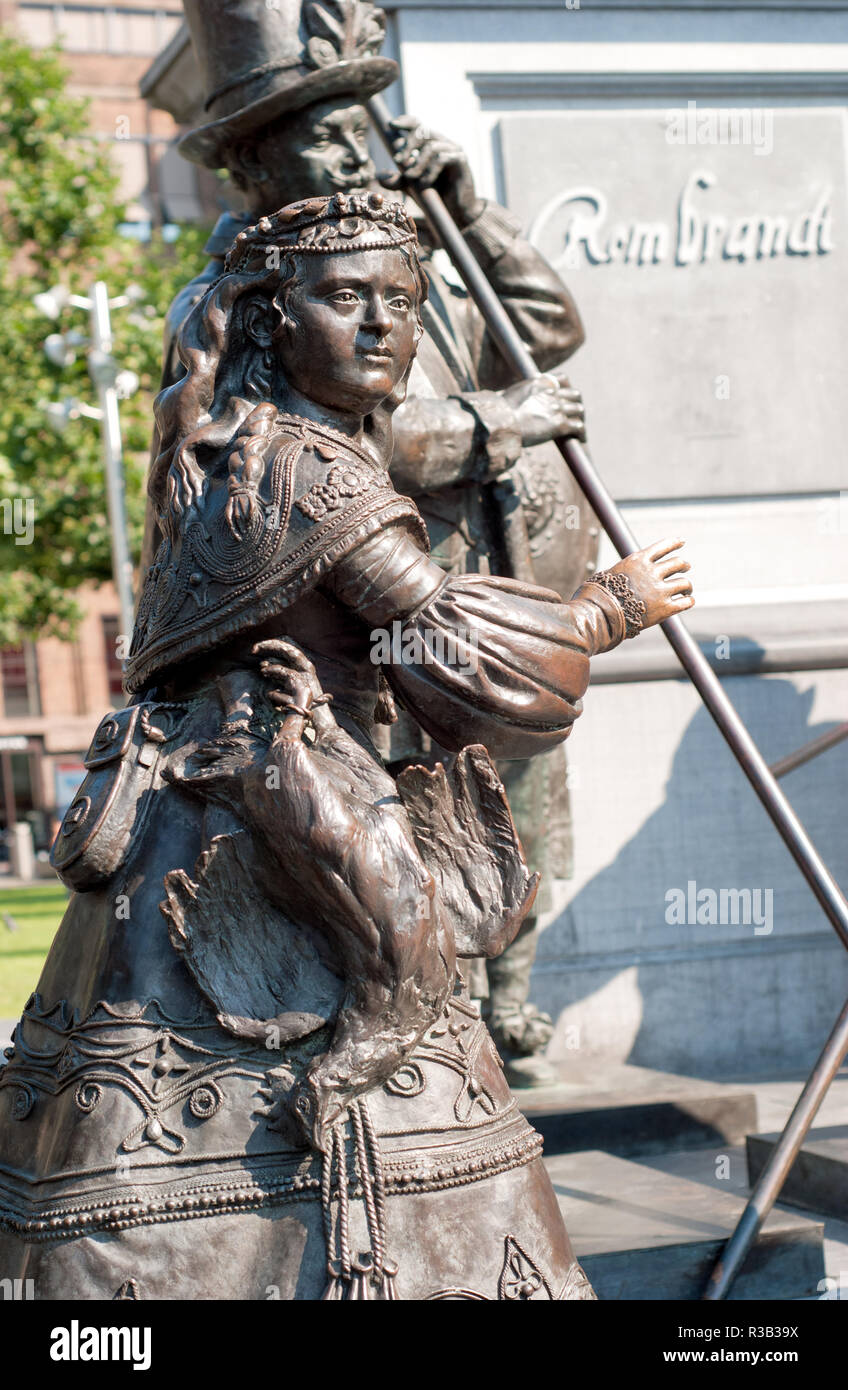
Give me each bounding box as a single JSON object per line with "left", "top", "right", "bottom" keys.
{"left": 622, "top": 1141, "right": 848, "bottom": 1294}
{"left": 540, "top": 1070, "right": 848, "bottom": 1296}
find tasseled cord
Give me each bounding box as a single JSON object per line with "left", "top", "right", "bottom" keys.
{"left": 321, "top": 1098, "right": 399, "bottom": 1300}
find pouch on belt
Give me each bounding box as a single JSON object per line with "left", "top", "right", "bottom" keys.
{"left": 50, "top": 703, "right": 182, "bottom": 891}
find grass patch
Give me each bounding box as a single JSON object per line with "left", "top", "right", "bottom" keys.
{"left": 0, "top": 882, "right": 69, "bottom": 1018}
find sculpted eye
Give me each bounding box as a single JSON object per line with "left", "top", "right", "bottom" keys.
{"left": 328, "top": 290, "right": 359, "bottom": 305}
{"left": 389, "top": 295, "right": 411, "bottom": 312}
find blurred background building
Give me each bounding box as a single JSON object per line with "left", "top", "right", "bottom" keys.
{"left": 0, "top": 591, "right": 124, "bottom": 862}
{"left": 3, "top": 0, "right": 218, "bottom": 227}
{"left": 4, "top": 0, "right": 848, "bottom": 1075}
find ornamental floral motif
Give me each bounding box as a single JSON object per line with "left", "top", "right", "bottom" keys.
{"left": 0, "top": 996, "right": 260, "bottom": 1156}
{"left": 498, "top": 1236, "right": 552, "bottom": 1300}
{"left": 304, "top": 0, "right": 387, "bottom": 72}
{"left": 296, "top": 461, "right": 386, "bottom": 522}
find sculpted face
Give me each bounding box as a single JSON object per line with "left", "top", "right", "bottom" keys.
{"left": 274, "top": 248, "right": 422, "bottom": 417}
{"left": 231, "top": 100, "right": 377, "bottom": 212}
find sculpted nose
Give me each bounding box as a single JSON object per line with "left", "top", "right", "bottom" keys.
{"left": 342, "top": 131, "right": 370, "bottom": 167}
{"left": 364, "top": 296, "right": 392, "bottom": 337}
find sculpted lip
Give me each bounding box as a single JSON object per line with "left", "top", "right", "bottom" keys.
{"left": 332, "top": 167, "right": 376, "bottom": 191}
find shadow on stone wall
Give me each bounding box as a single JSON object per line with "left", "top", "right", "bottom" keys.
{"left": 535, "top": 665, "right": 848, "bottom": 1077}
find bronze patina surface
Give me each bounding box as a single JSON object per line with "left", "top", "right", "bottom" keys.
{"left": 0, "top": 194, "right": 694, "bottom": 1299}
{"left": 138, "top": 0, "right": 601, "bottom": 1077}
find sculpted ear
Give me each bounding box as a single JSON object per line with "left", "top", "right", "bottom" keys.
{"left": 227, "top": 139, "right": 268, "bottom": 187}
{"left": 243, "top": 295, "right": 282, "bottom": 348}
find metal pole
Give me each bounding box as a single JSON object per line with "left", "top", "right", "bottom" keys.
{"left": 89, "top": 282, "right": 135, "bottom": 641}
{"left": 367, "top": 94, "right": 848, "bottom": 956}
{"left": 703, "top": 995, "right": 848, "bottom": 1300}
{"left": 771, "top": 722, "right": 848, "bottom": 780}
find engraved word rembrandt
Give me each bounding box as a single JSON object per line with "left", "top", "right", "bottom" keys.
{"left": 534, "top": 173, "right": 833, "bottom": 270}
{"left": 502, "top": 107, "right": 848, "bottom": 498}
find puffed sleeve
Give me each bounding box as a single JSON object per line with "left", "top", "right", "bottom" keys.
{"left": 324, "top": 521, "right": 626, "bottom": 759}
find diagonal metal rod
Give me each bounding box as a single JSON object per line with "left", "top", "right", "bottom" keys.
{"left": 770, "top": 721, "right": 848, "bottom": 780}
{"left": 368, "top": 93, "right": 848, "bottom": 1298}
{"left": 703, "top": 995, "right": 848, "bottom": 1300}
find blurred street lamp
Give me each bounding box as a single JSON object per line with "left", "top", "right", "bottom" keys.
{"left": 42, "top": 397, "right": 103, "bottom": 433}
{"left": 43, "top": 329, "right": 88, "bottom": 368}
{"left": 115, "top": 370, "right": 140, "bottom": 401}
{"left": 32, "top": 285, "right": 90, "bottom": 321}
{"left": 35, "top": 280, "right": 140, "bottom": 640}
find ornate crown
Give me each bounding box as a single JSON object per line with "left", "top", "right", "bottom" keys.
{"left": 224, "top": 192, "right": 420, "bottom": 273}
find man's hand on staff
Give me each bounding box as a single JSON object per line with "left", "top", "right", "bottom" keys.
{"left": 380, "top": 114, "right": 486, "bottom": 228}
{"left": 378, "top": 113, "right": 587, "bottom": 469}
{"left": 503, "top": 373, "right": 586, "bottom": 451}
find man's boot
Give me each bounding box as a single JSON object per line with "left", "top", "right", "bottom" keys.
{"left": 484, "top": 915, "right": 559, "bottom": 1088}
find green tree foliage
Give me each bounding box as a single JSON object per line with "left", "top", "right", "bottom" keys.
{"left": 0, "top": 28, "right": 210, "bottom": 642}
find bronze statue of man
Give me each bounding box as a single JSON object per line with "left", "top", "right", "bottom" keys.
{"left": 143, "top": 0, "right": 599, "bottom": 1082}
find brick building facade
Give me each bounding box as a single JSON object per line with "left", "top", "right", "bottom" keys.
{"left": 0, "top": 589, "right": 125, "bottom": 862}
{"left": 6, "top": 0, "right": 209, "bottom": 224}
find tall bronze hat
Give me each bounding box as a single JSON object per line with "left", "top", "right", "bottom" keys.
{"left": 178, "top": 0, "right": 397, "bottom": 168}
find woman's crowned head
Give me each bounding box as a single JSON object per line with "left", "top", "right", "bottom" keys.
{"left": 151, "top": 192, "right": 427, "bottom": 524}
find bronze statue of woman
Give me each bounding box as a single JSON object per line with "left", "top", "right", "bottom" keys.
{"left": 0, "top": 193, "right": 693, "bottom": 1300}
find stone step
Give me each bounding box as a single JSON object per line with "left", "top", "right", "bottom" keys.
{"left": 519, "top": 1060, "right": 757, "bottom": 1158}
{"left": 545, "top": 1148, "right": 825, "bottom": 1300}
{"left": 747, "top": 1126, "right": 848, "bottom": 1221}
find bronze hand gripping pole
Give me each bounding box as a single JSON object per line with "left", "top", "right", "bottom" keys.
{"left": 368, "top": 93, "right": 848, "bottom": 1300}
